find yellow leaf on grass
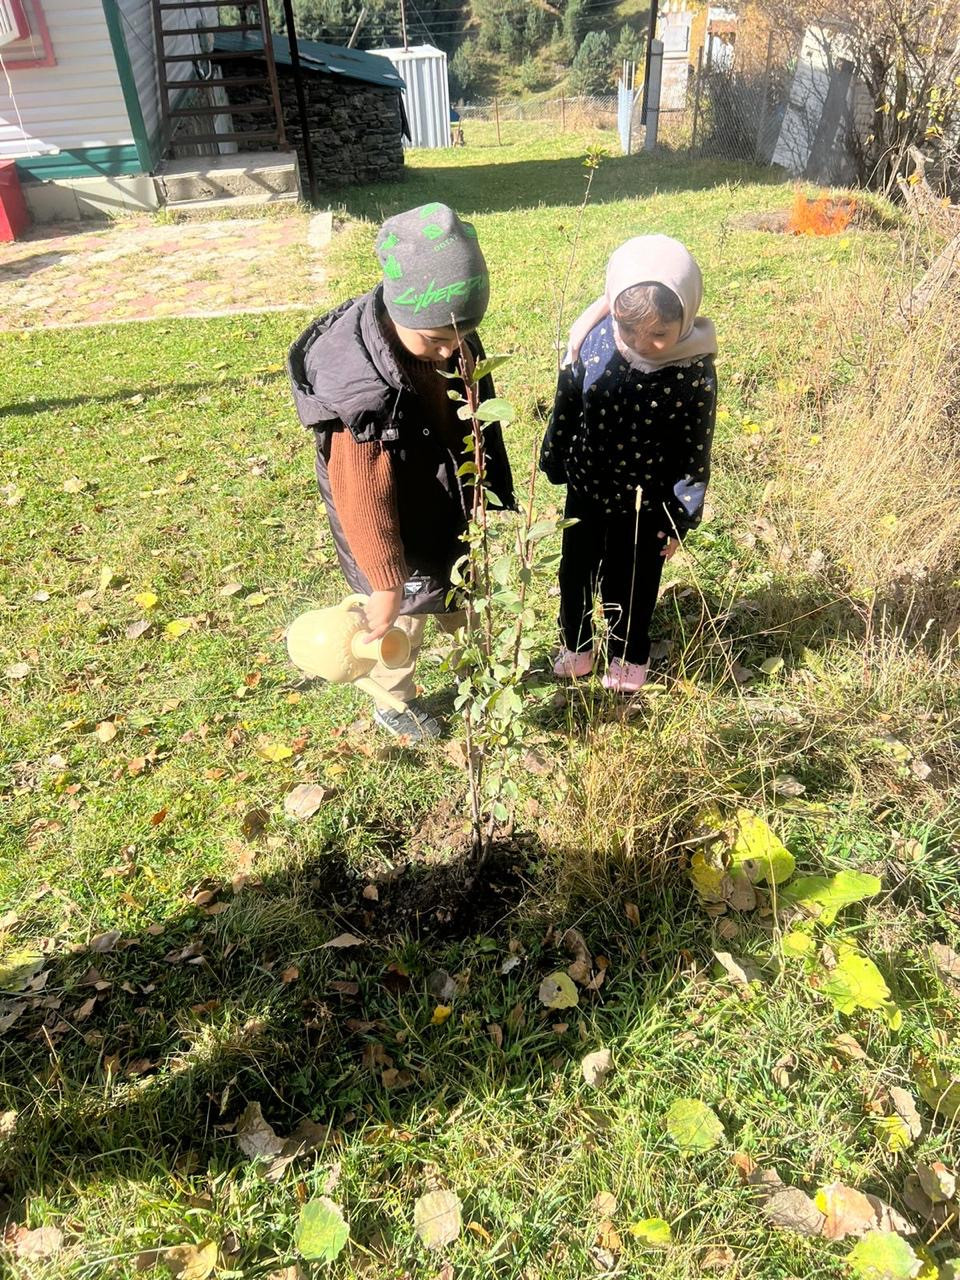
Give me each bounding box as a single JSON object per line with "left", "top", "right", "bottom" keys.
{"left": 689, "top": 850, "right": 730, "bottom": 903}
{"left": 165, "top": 618, "right": 193, "bottom": 638}
{"left": 257, "top": 743, "right": 294, "bottom": 763}
{"left": 431, "top": 1005, "right": 452, "bottom": 1025}
{"left": 538, "top": 972, "right": 579, "bottom": 1009}
{"left": 628, "top": 1218, "right": 673, "bottom": 1247}
{"left": 135, "top": 590, "right": 159, "bottom": 610}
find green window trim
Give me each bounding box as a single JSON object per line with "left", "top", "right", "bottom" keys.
{"left": 100, "top": 0, "right": 154, "bottom": 171}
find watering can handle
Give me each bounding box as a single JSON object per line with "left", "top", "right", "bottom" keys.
{"left": 340, "top": 593, "right": 369, "bottom": 613}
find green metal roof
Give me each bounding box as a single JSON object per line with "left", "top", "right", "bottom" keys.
{"left": 212, "top": 32, "right": 405, "bottom": 91}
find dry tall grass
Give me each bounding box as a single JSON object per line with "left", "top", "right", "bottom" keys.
{"left": 770, "top": 209, "right": 960, "bottom": 624}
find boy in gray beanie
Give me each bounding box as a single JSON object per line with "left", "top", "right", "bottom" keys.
{"left": 287, "top": 203, "right": 514, "bottom": 742}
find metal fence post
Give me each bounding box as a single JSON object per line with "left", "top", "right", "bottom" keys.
{"left": 494, "top": 95, "right": 501, "bottom": 145}
{"left": 644, "top": 39, "right": 663, "bottom": 151}
{"left": 560, "top": 91, "right": 565, "bottom": 132}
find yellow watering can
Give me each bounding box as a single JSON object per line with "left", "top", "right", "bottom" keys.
{"left": 285, "top": 594, "right": 411, "bottom": 713}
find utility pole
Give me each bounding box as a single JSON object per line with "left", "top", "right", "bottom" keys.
{"left": 640, "top": 0, "right": 659, "bottom": 125}
{"left": 399, "top": 0, "right": 409, "bottom": 50}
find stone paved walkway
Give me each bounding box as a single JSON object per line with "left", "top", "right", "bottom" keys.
{"left": 0, "top": 211, "right": 328, "bottom": 330}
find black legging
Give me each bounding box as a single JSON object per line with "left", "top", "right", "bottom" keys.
{"left": 558, "top": 491, "right": 668, "bottom": 665}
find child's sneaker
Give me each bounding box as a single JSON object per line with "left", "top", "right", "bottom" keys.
{"left": 374, "top": 701, "right": 443, "bottom": 743}
{"left": 553, "top": 648, "right": 594, "bottom": 678}
{"left": 602, "top": 658, "right": 648, "bottom": 693}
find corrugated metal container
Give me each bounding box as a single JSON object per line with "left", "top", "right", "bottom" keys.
{"left": 371, "top": 44, "right": 449, "bottom": 149}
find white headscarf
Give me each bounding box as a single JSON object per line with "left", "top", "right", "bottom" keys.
{"left": 565, "top": 234, "right": 717, "bottom": 373}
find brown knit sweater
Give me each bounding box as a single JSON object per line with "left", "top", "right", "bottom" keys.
{"left": 326, "top": 347, "right": 468, "bottom": 592}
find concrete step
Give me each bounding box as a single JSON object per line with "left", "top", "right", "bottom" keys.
{"left": 156, "top": 150, "right": 300, "bottom": 205}
{"left": 159, "top": 190, "right": 302, "bottom": 218}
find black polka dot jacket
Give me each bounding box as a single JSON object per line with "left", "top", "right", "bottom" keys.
{"left": 539, "top": 320, "right": 717, "bottom": 535}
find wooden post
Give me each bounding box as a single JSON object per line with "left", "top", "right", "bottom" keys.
{"left": 691, "top": 44, "right": 704, "bottom": 152}
{"left": 399, "top": 0, "right": 408, "bottom": 51}
{"left": 560, "top": 91, "right": 565, "bottom": 132}
{"left": 755, "top": 27, "right": 775, "bottom": 163}
{"left": 494, "top": 95, "right": 501, "bottom": 145}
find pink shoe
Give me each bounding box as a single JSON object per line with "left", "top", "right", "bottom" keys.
{"left": 553, "top": 648, "right": 594, "bottom": 678}
{"left": 602, "top": 658, "right": 648, "bottom": 693}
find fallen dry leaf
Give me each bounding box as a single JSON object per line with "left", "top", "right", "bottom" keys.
{"left": 864, "top": 1193, "right": 916, "bottom": 1236}
{"left": 713, "top": 950, "right": 762, "bottom": 985}
{"left": 596, "top": 1219, "right": 622, "bottom": 1252}
{"left": 701, "top": 1245, "right": 736, "bottom": 1270}
{"left": 88, "top": 930, "right": 121, "bottom": 953}
{"left": 280, "top": 966, "right": 300, "bottom": 984}
{"left": 381, "top": 1068, "right": 414, "bottom": 1089}
{"left": 889, "top": 1086, "right": 923, "bottom": 1139}
{"left": 581, "top": 1048, "right": 613, "bottom": 1089}
{"left": 414, "top": 1189, "right": 462, "bottom": 1249}
{"left": 625, "top": 902, "right": 641, "bottom": 927}
{"left": 241, "top": 807, "right": 269, "bottom": 840}
{"left": 563, "top": 927, "right": 593, "bottom": 985}
{"left": 95, "top": 720, "right": 118, "bottom": 744}
{"left": 322, "top": 933, "right": 364, "bottom": 949}
{"left": 917, "top": 1161, "right": 956, "bottom": 1204}
{"left": 235, "top": 1101, "right": 284, "bottom": 1160}
{"left": 762, "top": 1187, "right": 825, "bottom": 1237}
{"left": 930, "top": 942, "right": 960, "bottom": 983}
{"left": 0, "top": 1110, "right": 16, "bottom": 1142}
{"left": 6, "top": 1224, "right": 64, "bottom": 1259}
{"left": 5, "top": 661, "right": 31, "bottom": 680}
{"left": 0, "top": 1001, "right": 26, "bottom": 1034}
{"left": 487, "top": 1023, "right": 503, "bottom": 1049}
{"left": 816, "top": 1181, "right": 876, "bottom": 1240}
{"left": 832, "top": 1034, "right": 868, "bottom": 1061}
{"left": 283, "top": 784, "right": 334, "bottom": 821}
{"left": 163, "top": 1240, "right": 218, "bottom": 1280}
{"left": 591, "top": 1191, "right": 618, "bottom": 1218}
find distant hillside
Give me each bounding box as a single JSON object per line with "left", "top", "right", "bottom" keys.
{"left": 265, "top": 0, "right": 651, "bottom": 98}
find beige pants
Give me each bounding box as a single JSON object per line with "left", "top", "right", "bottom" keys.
{"left": 367, "top": 610, "right": 466, "bottom": 706}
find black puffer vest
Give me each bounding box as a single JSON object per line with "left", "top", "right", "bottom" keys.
{"left": 288, "top": 286, "right": 515, "bottom": 615}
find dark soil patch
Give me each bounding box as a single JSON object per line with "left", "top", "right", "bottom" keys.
{"left": 305, "top": 837, "right": 540, "bottom": 944}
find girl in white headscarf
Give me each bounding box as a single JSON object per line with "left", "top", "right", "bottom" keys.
{"left": 540, "top": 235, "right": 718, "bottom": 693}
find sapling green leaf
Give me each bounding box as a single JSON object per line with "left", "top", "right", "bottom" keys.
{"left": 471, "top": 355, "right": 511, "bottom": 382}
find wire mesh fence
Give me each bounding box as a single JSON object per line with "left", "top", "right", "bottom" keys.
{"left": 458, "top": 95, "right": 619, "bottom": 132}
{"left": 458, "top": 56, "right": 793, "bottom": 168}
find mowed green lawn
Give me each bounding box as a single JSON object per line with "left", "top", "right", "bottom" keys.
{"left": 2, "top": 127, "right": 959, "bottom": 1279}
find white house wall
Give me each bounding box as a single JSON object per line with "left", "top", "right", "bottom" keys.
{"left": 0, "top": 1, "right": 130, "bottom": 159}
{"left": 118, "top": 0, "right": 218, "bottom": 151}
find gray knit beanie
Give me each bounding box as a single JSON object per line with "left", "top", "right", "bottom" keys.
{"left": 376, "top": 203, "right": 489, "bottom": 330}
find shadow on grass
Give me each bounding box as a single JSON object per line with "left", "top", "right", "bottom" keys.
{"left": 1, "top": 373, "right": 286, "bottom": 418}
{"left": 0, "top": 831, "right": 678, "bottom": 1242}
{"left": 334, "top": 150, "right": 786, "bottom": 221}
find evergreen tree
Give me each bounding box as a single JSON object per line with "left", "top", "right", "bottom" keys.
{"left": 562, "top": 0, "right": 587, "bottom": 52}
{"left": 613, "top": 23, "right": 643, "bottom": 67}
{"left": 449, "top": 42, "right": 477, "bottom": 98}
{"left": 570, "top": 28, "right": 612, "bottom": 94}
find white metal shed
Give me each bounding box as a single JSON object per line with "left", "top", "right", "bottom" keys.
{"left": 370, "top": 43, "right": 449, "bottom": 149}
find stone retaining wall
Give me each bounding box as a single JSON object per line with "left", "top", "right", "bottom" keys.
{"left": 223, "top": 62, "right": 405, "bottom": 189}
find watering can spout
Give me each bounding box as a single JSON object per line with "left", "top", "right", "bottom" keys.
{"left": 285, "top": 595, "right": 412, "bottom": 712}
{"left": 353, "top": 677, "right": 408, "bottom": 715}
